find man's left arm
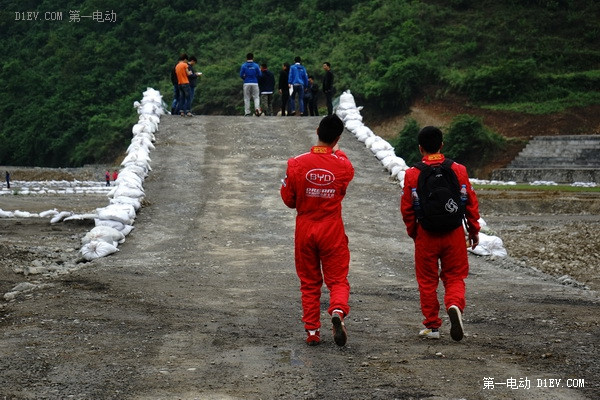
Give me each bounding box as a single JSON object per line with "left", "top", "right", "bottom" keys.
{"left": 280, "top": 160, "right": 297, "bottom": 209}
{"left": 454, "top": 164, "right": 481, "bottom": 247}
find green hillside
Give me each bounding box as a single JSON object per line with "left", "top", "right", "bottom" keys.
{"left": 1, "top": 0, "right": 598, "bottom": 167}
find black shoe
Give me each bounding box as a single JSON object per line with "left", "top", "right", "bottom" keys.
{"left": 448, "top": 305, "right": 464, "bottom": 341}
{"left": 331, "top": 312, "right": 347, "bottom": 346}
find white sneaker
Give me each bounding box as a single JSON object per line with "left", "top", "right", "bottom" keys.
{"left": 448, "top": 305, "right": 464, "bottom": 341}
{"left": 418, "top": 328, "right": 440, "bottom": 339}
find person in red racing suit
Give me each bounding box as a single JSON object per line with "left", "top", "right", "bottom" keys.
{"left": 280, "top": 115, "right": 354, "bottom": 346}
{"left": 400, "top": 126, "right": 480, "bottom": 341}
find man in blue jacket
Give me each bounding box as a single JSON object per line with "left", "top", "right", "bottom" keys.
{"left": 288, "top": 56, "right": 309, "bottom": 116}
{"left": 240, "top": 53, "right": 262, "bottom": 116}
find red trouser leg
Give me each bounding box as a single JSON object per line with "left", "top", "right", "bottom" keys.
{"left": 295, "top": 218, "right": 350, "bottom": 330}
{"left": 321, "top": 226, "right": 350, "bottom": 318}
{"left": 414, "top": 226, "right": 469, "bottom": 329}
{"left": 440, "top": 228, "right": 469, "bottom": 313}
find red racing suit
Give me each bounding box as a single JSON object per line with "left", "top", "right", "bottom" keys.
{"left": 400, "top": 153, "right": 480, "bottom": 329}
{"left": 281, "top": 146, "right": 354, "bottom": 331}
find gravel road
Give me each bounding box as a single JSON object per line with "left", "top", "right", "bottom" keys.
{"left": 0, "top": 116, "right": 598, "bottom": 399}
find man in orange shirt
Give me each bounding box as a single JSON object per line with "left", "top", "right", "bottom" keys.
{"left": 175, "top": 54, "right": 193, "bottom": 117}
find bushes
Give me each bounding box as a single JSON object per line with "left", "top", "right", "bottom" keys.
{"left": 391, "top": 115, "right": 505, "bottom": 171}
{"left": 444, "top": 115, "right": 506, "bottom": 167}
{"left": 391, "top": 118, "right": 421, "bottom": 166}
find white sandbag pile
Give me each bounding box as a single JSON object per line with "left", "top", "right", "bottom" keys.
{"left": 80, "top": 88, "right": 164, "bottom": 261}
{"left": 336, "top": 90, "right": 409, "bottom": 187}
{"left": 336, "top": 90, "right": 507, "bottom": 258}
{"left": 0, "top": 179, "right": 112, "bottom": 197}
{"left": 0, "top": 209, "right": 14, "bottom": 218}
{"left": 469, "top": 232, "right": 507, "bottom": 257}
{"left": 467, "top": 218, "right": 508, "bottom": 257}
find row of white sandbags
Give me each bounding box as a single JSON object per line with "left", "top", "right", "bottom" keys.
{"left": 335, "top": 90, "right": 507, "bottom": 258}
{"left": 80, "top": 88, "right": 164, "bottom": 261}
{"left": 336, "top": 91, "right": 409, "bottom": 187}
{"left": 0, "top": 180, "right": 112, "bottom": 196}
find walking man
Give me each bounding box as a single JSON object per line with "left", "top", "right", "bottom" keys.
{"left": 400, "top": 126, "right": 480, "bottom": 341}
{"left": 280, "top": 115, "right": 354, "bottom": 346}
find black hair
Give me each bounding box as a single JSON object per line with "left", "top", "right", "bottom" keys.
{"left": 261, "top": 63, "right": 267, "bottom": 68}
{"left": 323, "top": 62, "right": 331, "bottom": 68}
{"left": 246, "top": 53, "right": 254, "bottom": 60}
{"left": 189, "top": 56, "right": 197, "bottom": 62}
{"left": 418, "top": 126, "right": 443, "bottom": 153}
{"left": 317, "top": 115, "right": 344, "bottom": 144}
{"left": 179, "top": 53, "right": 188, "bottom": 61}
{"left": 294, "top": 56, "right": 302, "bottom": 63}
{"left": 283, "top": 62, "right": 290, "bottom": 69}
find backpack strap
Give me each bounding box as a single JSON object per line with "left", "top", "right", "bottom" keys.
{"left": 414, "top": 162, "right": 434, "bottom": 197}
{"left": 439, "top": 158, "right": 462, "bottom": 199}
{"left": 413, "top": 161, "right": 430, "bottom": 172}
{"left": 441, "top": 158, "right": 454, "bottom": 169}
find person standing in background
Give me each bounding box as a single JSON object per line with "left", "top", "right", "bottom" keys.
{"left": 240, "top": 53, "right": 262, "bottom": 116}
{"left": 5, "top": 171, "right": 10, "bottom": 189}
{"left": 288, "top": 56, "right": 309, "bottom": 116}
{"left": 258, "top": 63, "right": 275, "bottom": 116}
{"left": 175, "top": 53, "right": 193, "bottom": 117}
{"left": 322, "top": 62, "right": 334, "bottom": 116}
{"left": 306, "top": 75, "right": 319, "bottom": 116}
{"left": 170, "top": 58, "right": 180, "bottom": 115}
{"left": 188, "top": 56, "right": 202, "bottom": 114}
{"left": 278, "top": 62, "right": 291, "bottom": 116}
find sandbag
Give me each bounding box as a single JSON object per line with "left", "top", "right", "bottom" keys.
{"left": 469, "top": 232, "right": 508, "bottom": 257}
{"left": 81, "top": 240, "right": 119, "bottom": 260}
{"left": 82, "top": 226, "right": 126, "bottom": 245}
{"left": 50, "top": 211, "right": 73, "bottom": 224}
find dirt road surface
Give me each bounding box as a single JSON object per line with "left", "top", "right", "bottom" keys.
{"left": 1, "top": 116, "right": 598, "bottom": 399}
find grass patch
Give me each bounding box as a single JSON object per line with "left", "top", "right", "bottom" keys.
{"left": 473, "top": 184, "right": 600, "bottom": 192}
{"left": 481, "top": 91, "right": 600, "bottom": 114}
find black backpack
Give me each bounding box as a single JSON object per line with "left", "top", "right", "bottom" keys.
{"left": 414, "top": 159, "right": 465, "bottom": 233}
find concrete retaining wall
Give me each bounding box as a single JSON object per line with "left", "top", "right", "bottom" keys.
{"left": 492, "top": 135, "right": 600, "bottom": 183}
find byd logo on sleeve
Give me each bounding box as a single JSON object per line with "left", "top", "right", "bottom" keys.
{"left": 306, "top": 169, "right": 335, "bottom": 186}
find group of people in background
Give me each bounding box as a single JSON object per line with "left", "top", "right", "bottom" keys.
{"left": 105, "top": 170, "right": 118, "bottom": 186}
{"left": 171, "top": 53, "right": 202, "bottom": 117}
{"left": 168, "top": 52, "right": 334, "bottom": 117}
{"left": 241, "top": 53, "right": 335, "bottom": 117}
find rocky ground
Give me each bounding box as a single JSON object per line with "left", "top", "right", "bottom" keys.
{"left": 0, "top": 115, "right": 598, "bottom": 399}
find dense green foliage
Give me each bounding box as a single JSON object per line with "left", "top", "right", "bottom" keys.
{"left": 1, "top": 0, "right": 598, "bottom": 167}
{"left": 444, "top": 115, "right": 507, "bottom": 167}
{"left": 391, "top": 118, "right": 421, "bottom": 166}
{"left": 392, "top": 115, "right": 506, "bottom": 172}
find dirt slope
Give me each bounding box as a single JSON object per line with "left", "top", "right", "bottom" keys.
{"left": 368, "top": 91, "right": 600, "bottom": 177}
{"left": 0, "top": 116, "right": 598, "bottom": 399}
